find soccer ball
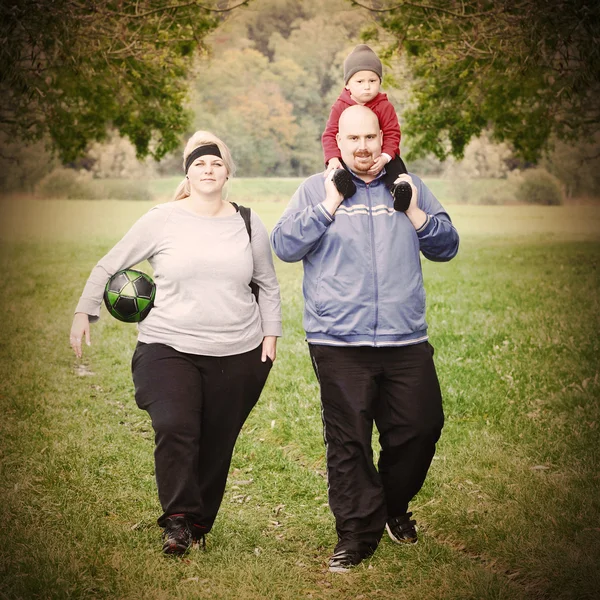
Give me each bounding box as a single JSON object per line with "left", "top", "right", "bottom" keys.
{"left": 103, "top": 269, "right": 156, "bottom": 323}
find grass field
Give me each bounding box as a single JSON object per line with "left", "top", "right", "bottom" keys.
{"left": 0, "top": 188, "right": 599, "bottom": 600}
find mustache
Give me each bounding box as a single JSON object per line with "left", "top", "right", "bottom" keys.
{"left": 354, "top": 151, "right": 372, "bottom": 157}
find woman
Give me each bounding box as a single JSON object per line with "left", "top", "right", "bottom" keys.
{"left": 70, "top": 131, "right": 282, "bottom": 555}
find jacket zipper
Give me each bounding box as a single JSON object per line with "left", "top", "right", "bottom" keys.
{"left": 366, "top": 183, "right": 379, "bottom": 344}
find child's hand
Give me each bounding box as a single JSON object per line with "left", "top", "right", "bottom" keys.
{"left": 324, "top": 157, "right": 342, "bottom": 177}
{"left": 367, "top": 154, "right": 388, "bottom": 175}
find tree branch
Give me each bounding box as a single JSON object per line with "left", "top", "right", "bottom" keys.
{"left": 350, "top": 0, "right": 498, "bottom": 19}
{"left": 89, "top": 0, "right": 249, "bottom": 19}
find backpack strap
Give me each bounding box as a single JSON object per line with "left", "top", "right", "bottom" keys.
{"left": 230, "top": 202, "right": 259, "bottom": 302}
{"left": 230, "top": 202, "right": 251, "bottom": 240}
{"left": 239, "top": 205, "right": 252, "bottom": 241}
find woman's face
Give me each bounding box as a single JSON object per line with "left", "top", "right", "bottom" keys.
{"left": 187, "top": 154, "right": 228, "bottom": 195}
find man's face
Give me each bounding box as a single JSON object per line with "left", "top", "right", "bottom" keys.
{"left": 336, "top": 109, "right": 383, "bottom": 177}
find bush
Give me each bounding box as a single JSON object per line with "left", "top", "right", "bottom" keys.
{"left": 35, "top": 168, "right": 99, "bottom": 199}
{"left": 35, "top": 169, "right": 154, "bottom": 200}
{"left": 515, "top": 168, "right": 564, "bottom": 205}
{"left": 0, "top": 135, "right": 58, "bottom": 194}
{"left": 94, "top": 179, "right": 154, "bottom": 201}
{"left": 542, "top": 136, "right": 600, "bottom": 199}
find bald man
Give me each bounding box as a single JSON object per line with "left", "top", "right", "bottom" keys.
{"left": 271, "top": 105, "right": 459, "bottom": 572}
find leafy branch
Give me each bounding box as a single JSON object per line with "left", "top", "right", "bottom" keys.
{"left": 0, "top": 0, "right": 249, "bottom": 162}
{"left": 357, "top": 0, "right": 600, "bottom": 161}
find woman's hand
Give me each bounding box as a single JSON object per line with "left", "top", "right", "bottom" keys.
{"left": 261, "top": 336, "right": 277, "bottom": 363}
{"left": 70, "top": 312, "right": 91, "bottom": 359}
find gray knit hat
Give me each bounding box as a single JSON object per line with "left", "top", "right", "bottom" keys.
{"left": 343, "top": 44, "right": 383, "bottom": 84}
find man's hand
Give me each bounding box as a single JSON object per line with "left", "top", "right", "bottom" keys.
{"left": 322, "top": 169, "right": 345, "bottom": 216}
{"left": 324, "top": 157, "right": 342, "bottom": 177}
{"left": 367, "top": 154, "right": 389, "bottom": 175}
{"left": 394, "top": 174, "right": 427, "bottom": 230}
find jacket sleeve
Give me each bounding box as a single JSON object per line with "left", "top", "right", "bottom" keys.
{"left": 378, "top": 100, "right": 401, "bottom": 158}
{"left": 270, "top": 178, "right": 334, "bottom": 263}
{"left": 322, "top": 101, "right": 345, "bottom": 164}
{"left": 249, "top": 211, "right": 283, "bottom": 337}
{"left": 74, "top": 208, "right": 162, "bottom": 321}
{"left": 413, "top": 177, "right": 460, "bottom": 262}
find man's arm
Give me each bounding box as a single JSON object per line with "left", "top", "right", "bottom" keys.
{"left": 271, "top": 173, "right": 343, "bottom": 263}
{"left": 395, "top": 174, "right": 459, "bottom": 262}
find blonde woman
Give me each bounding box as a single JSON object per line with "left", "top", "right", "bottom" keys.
{"left": 70, "top": 131, "right": 282, "bottom": 555}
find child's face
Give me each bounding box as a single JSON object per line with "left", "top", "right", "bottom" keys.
{"left": 345, "top": 71, "right": 381, "bottom": 104}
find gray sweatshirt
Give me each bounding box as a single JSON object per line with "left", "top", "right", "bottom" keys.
{"left": 75, "top": 201, "right": 282, "bottom": 356}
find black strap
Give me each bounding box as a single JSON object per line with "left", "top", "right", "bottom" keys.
{"left": 239, "top": 206, "right": 252, "bottom": 240}
{"left": 230, "top": 202, "right": 259, "bottom": 302}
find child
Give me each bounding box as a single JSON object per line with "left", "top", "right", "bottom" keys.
{"left": 322, "top": 44, "right": 411, "bottom": 209}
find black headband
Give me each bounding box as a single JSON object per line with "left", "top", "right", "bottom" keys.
{"left": 185, "top": 144, "right": 223, "bottom": 173}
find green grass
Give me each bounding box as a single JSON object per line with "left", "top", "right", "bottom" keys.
{"left": 0, "top": 193, "right": 599, "bottom": 599}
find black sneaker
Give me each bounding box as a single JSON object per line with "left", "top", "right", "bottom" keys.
{"left": 386, "top": 512, "right": 418, "bottom": 545}
{"left": 162, "top": 515, "right": 193, "bottom": 555}
{"left": 392, "top": 181, "right": 413, "bottom": 212}
{"left": 332, "top": 168, "right": 357, "bottom": 199}
{"left": 328, "top": 549, "right": 366, "bottom": 573}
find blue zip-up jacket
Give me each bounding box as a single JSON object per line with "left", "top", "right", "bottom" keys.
{"left": 270, "top": 170, "right": 459, "bottom": 346}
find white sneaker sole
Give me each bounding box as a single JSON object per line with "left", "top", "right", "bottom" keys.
{"left": 386, "top": 523, "right": 418, "bottom": 545}
{"left": 329, "top": 564, "right": 353, "bottom": 573}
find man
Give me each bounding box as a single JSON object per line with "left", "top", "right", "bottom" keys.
{"left": 271, "top": 105, "right": 459, "bottom": 572}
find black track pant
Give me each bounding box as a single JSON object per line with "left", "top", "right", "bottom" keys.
{"left": 309, "top": 342, "right": 444, "bottom": 554}
{"left": 131, "top": 341, "right": 272, "bottom": 532}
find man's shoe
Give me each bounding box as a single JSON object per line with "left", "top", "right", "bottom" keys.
{"left": 328, "top": 549, "right": 366, "bottom": 573}
{"left": 386, "top": 512, "right": 418, "bottom": 545}
{"left": 392, "top": 181, "right": 412, "bottom": 212}
{"left": 162, "top": 515, "right": 193, "bottom": 555}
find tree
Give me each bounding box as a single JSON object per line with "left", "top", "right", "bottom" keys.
{"left": 191, "top": 48, "right": 301, "bottom": 175}
{"left": 0, "top": 0, "right": 248, "bottom": 163}
{"left": 354, "top": 0, "right": 600, "bottom": 162}
{"left": 542, "top": 135, "right": 600, "bottom": 197}
{"left": 186, "top": 0, "right": 375, "bottom": 176}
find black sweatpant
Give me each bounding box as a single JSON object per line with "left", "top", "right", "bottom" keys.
{"left": 309, "top": 342, "right": 444, "bottom": 554}
{"left": 131, "top": 341, "right": 272, "bottom": 531}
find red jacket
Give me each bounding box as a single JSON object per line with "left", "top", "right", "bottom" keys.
{"left": 322, "top": 88, "right": 401, "bottom": 164}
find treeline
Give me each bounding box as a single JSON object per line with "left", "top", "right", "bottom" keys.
{"left": 183, "top": 0, "right": 388, "bottom": 177}
{"left": 2, "top": 0, "right": 599, "bottom": 200}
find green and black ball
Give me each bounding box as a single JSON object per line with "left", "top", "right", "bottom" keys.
{"left": 103, "top": 269, "right": 156, "bottom": 323}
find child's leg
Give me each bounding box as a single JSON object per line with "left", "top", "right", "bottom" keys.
{"left": 381, "top": 155, "right": 408, "bottom": 189}
{"left": 382, "top": 155, "right": 412, "bottom": 212}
